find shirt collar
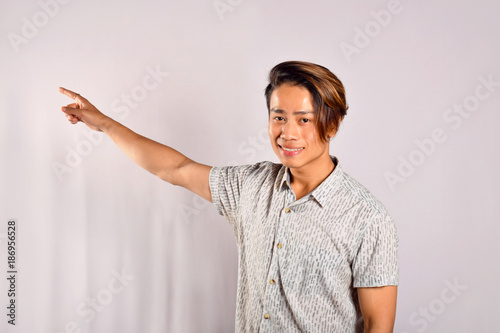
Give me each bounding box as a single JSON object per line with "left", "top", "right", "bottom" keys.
{"left": 276, "top": 166, "right": 291, "bottom": 192}
{"left": 275, "top": 156, "right": 343, "bottom": 207}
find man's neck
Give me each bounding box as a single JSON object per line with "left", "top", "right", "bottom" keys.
{"left": 289, "top": 156, "right": 335, "bottom": 200}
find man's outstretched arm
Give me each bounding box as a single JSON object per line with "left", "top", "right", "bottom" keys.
{"left": 59, "top": 87, "right": 212, "bottom": 202}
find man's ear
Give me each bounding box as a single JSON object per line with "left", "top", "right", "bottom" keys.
{"left": 327, "top": 126, "right": 338, "bottom": 140}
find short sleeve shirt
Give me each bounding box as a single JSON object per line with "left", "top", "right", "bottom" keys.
{"left": 209, "top": 157, "right": 399, "bottom": 333}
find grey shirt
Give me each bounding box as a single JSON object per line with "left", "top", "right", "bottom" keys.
{"left": 209, "top": 157, "right": 399, "bottom": 332}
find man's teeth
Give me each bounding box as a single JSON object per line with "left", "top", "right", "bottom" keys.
{"left": 282, "top": 147, "right": 303, "bottom": 152}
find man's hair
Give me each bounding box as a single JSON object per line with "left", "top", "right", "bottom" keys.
{"left": 265, "top": 61, "right": 348, "bottom": 141}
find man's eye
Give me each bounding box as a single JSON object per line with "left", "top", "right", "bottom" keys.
{"left": 274, "top": 117, "right": 285, "bottom": 121}
{"left": 301, "top": 118, "right": 311, "bottom": 123}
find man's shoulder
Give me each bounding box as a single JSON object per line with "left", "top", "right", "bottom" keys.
{"left": 336, "top": 167, "right": 390, "bottom": 218}
{"left": 211, "top": 160, "right": 284, "bottom": 184}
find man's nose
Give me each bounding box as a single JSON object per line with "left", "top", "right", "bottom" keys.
{"left": 281, "top": 121, "right": 298, "bottom": 140}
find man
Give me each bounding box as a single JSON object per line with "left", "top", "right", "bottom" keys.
{"left": 60, "top": 61, "right": 398, "bottom": 332}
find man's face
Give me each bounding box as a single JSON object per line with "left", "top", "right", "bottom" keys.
{"left": 268, "top": 84, "right": 332, "bottom": 173}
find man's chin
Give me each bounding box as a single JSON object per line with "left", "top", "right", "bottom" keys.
{"left": 276, "top": 158, "right": 300, "bottom": 169}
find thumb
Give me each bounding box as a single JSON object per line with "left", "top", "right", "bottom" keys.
{"left": 62, "top": 106, "right": 83, "bottom": 117}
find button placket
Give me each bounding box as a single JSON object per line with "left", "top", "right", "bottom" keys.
{"left": 261, "top": 199, "right": 288, "bottom": 327}
{"left": 261, "top": 193, "right": 294, "bottom": 327}
{"left": 278, "top": 201, "right": 292, "bottom": 250}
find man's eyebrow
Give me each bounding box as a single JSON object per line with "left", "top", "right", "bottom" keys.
{"left": 270, "top": 108, "right": 315, "bottom": 115}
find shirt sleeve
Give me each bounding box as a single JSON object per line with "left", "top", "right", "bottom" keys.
{"left": 352, "top": 212, "right": 399, "bottom": 288}
{"left": 209, "top": 165, "right": 251, "bottom": 226}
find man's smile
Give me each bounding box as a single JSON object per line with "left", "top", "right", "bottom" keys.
{"left": 278, "top": 144, "right": 305, "bottom": 156}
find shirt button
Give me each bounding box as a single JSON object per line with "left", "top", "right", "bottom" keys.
{"left": 269, "top": 279, "right": 275, "bottom": 285}
{"left": 264, "top": 314, "right": 270, "bottom": 319}
{"left": 285, "top": 208, "right": 291, "bottom": 213}
{"left": 277, "top": 243, "right": 282, "bottom": 249}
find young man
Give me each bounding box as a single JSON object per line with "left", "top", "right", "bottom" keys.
{"left": 60, "top": 61, "right": 398, "bottom": 332}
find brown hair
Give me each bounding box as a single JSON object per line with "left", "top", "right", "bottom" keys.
{"left": 265, "top": 61, "right": 348, "bottom": 141}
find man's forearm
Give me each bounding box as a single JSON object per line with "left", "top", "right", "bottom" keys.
{"left": 103, "top": 118, "right": 190, "bottom": 184}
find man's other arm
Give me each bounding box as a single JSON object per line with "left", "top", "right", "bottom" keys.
{"left": 358, "top": 286, "right": 398, "bottom": 333}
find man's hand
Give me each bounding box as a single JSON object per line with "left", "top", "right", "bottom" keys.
{"left": 59, "top": 87, "right": 111, "bottom": 132}
{"left": 358, "top": 285, "right": 397, "bottom": 332}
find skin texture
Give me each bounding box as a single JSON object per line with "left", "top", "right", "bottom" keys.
{"left": 59, "top": 85, "right": 397, "bottom": 330}
{"left": 358, "top": 286, "right": 398, "bottom": 332}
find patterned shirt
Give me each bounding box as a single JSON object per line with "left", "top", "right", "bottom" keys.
{"left": 209, "top": 157, "right": 399, "bottom": 332}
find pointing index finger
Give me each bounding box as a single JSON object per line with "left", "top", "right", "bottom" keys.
{"left": 58, "top": 87, "right": 80, "bottom": 100}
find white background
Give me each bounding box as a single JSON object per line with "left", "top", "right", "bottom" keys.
{"left": 1, "top": 0, "right": 499, "bottom": 332}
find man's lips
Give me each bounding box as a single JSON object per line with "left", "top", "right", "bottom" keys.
{"left": 280, "top": 145, "right": 304, "bottom": 152}
{"left": 278, "top": 145, "right": 304, "bottom": 155}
